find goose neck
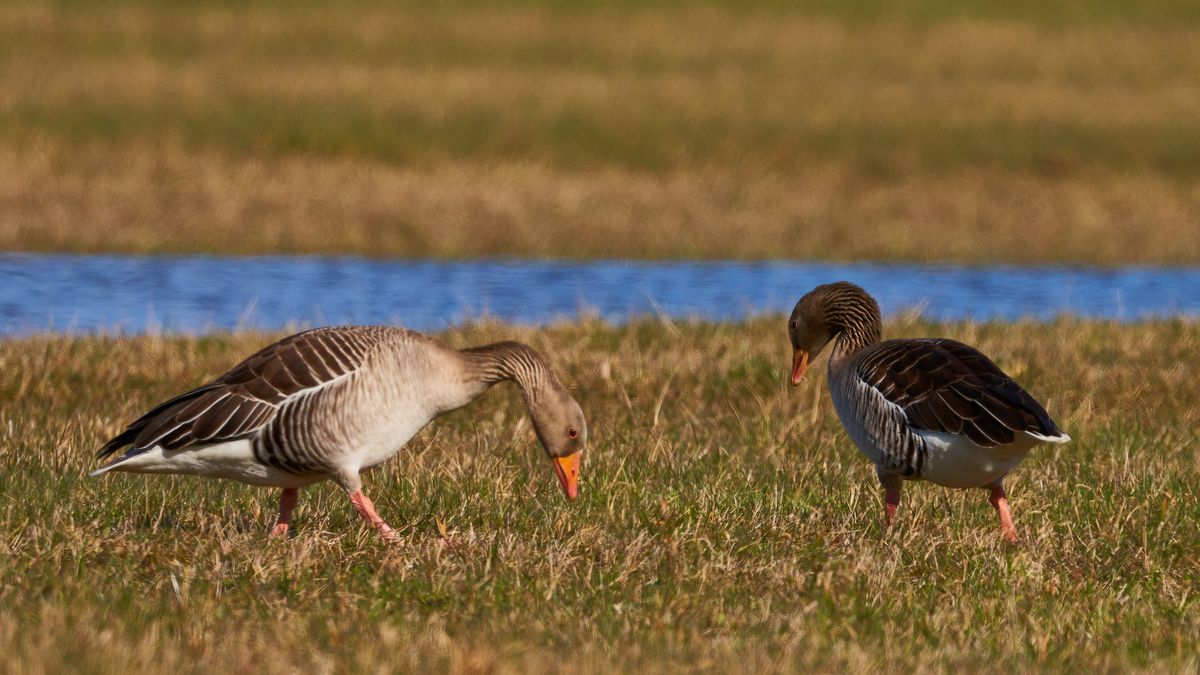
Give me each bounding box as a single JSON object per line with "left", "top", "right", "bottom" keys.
{"left": 459, "top": 341, "right": 551, "bottom": 403}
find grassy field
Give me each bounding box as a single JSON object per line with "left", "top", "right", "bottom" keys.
{"left": 1, "top": 318, "right": 1197, "bottom": 672}
{"left": 2, "top": 1, "right": 1200, "bottom": 263}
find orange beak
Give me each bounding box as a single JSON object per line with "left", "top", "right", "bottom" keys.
{"left": 552, "top": 451, "right": 582, "bottom": 501}
{"left": 790, "top": 349, "right": 810, "bottom": 386}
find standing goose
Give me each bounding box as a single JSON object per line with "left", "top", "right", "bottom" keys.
{"left": 787, "top": 282, "right": 1068, "bottom": 542}
{"left": 92, "top": 326, "right": 587, "bottom": 538}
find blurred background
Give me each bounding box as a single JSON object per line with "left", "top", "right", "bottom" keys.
{"left": 1, "top": 0, "right": 1198, "bottom": 331}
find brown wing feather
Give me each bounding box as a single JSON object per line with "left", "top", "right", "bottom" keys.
{"left": 97, "top": 327, "right": 386, "bottom": 460}
{"left": 855, "top": 338, "right": 1064, "bottom": 448}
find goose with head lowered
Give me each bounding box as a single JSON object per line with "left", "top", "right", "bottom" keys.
{"left": 92, "top": 326, "right": 587, "bottom": 539}
{"left": 787, "top": 282, "right": 1068, "bottom": 542}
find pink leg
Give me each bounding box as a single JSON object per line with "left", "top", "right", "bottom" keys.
{"left": 349, "top": 489, "right": 398, "bottom": 540}
{"left": 989, "top": 485, "right": 1019, "bottom": 543}
{"left": 270, "top": 488, "right": 299, "bottom": 537}
{"left": 884, "top": 487, "right": 902, "bottom": 526}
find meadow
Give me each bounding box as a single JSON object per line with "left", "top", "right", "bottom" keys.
{"left": 2, "top": 0, "right": 1199, "bottom": 263}
{"left": 1, "top": 317, "right": 1197, "bottom": 672}
{"left": 2, "top": 0, "right": 1198, "bottom": 671}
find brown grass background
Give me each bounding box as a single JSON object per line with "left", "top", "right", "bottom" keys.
{"left": 2, "top": 2, "right": 1198, "bottom": 263}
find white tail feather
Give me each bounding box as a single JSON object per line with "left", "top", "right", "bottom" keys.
{"left": 1027, "top": 430, "right": 1071, "bottom": 444}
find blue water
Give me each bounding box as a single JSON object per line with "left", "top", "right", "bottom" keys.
{"left": 0, "top": 253, "right": 1196, "bottom": 335}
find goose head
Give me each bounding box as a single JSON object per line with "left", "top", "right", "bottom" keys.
{"left": 528, "top": 386, "right": 588, "bottom": 501}
{"left": 462, "top": 339, "right": 589, "bottom": 501}
{"left": 788, "top": 281, "right": 880, "bottom": 384}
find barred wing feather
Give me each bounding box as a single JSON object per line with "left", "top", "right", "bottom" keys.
{"left": 96, "top": 327, "right": 383, "bottom": 461}
{"left": 853, "top": 339, "right": 1066, "bottom": 449}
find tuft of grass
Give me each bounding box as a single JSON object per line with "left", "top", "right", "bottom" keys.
{"left": 1, "top": 317, "right": 1198, "bottom": 672}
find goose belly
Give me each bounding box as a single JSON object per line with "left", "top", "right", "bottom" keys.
{"left": 915, "top": 430, "right": 1036, "bottom": 489}
{"left": 350, "top": 412, "right": 435, "bottom": 472}
{"left": 108, "top": 440, "right": 325, "bottom": 488}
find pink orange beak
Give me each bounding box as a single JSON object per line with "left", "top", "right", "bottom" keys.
{"left": 552, "top": 451, "right": 582, "bottom": 501}
{"left": 790, "top": 349, "right": 810, "bottom": 386}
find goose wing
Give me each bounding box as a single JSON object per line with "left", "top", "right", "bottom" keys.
{"left": 97, "top": 327, "right": 385, "bottom": 460}
{"left": 853, "top": 338, "right": 1065, "bottom": 448}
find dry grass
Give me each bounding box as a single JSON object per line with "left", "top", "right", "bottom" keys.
{"left": 4, "top": 140, "right": 1200, "bottom": 264}
{"left": 2, "top": 1, "right": 1199, "bottom": 263}
{"left": 1, "top": 317, "right": 1197, "bottom": 672}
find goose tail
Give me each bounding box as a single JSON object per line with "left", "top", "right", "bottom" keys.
{"left": 1027, "top": 429, "right": 1071, "bottom": 444}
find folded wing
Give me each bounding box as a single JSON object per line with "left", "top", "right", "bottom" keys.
{"left": 854, "top": 338, "right": 1065, "bottom": 448}
{"left": 97, "top": 327, "right": 379, "bottom": 461}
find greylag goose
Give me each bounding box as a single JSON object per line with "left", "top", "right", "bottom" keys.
{"left": 787, "top": 282, "right": 1068, "bottom": 542}
{"left": 92, "top": 326, "right": 587, "bottom": 538}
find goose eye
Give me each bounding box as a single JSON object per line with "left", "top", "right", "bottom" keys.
{"left": 567, "top": 427, "right": 578, "bottom": 439}
{"left": 789, "top": 319, "right": 797, "bottom": 331}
